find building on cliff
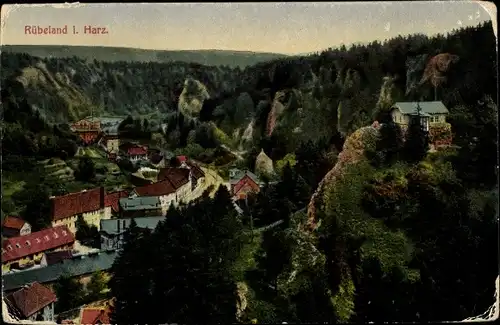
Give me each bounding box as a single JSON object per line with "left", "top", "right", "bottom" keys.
{"left": 391, "top": 101, "right": 452, "bottom": 147}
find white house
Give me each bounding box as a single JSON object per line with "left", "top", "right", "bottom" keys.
{"left": 391, "top": 101, "right": 449, "bottom": 132}
{"left": 100, "top": 216, "right": 164, "bottom": 251}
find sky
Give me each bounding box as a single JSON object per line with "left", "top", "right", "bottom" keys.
{"left": 1, "top": 2, "right": 496, "bottom": 55}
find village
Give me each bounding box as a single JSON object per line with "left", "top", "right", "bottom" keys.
{"left": 2, "top": 100, "right": 456, "bottom": 323}
{"left": 2, "top": 114, "right": 268, "bottom": 324}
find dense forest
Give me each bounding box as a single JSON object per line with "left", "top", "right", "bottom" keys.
{"left": 1, "top": 21, "right": 498, "bottom": 324}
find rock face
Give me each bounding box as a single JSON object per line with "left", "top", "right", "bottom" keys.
{"left": 236, "top": 282, "right": 248, "bottom": 320}
{"left": 306, "top": 122, "right": 382, "bottom": 229}
{"left": 255, "top": 149, "right": 274, "bottom": 177}
{"left": 266, "top": 91, "right": 287, "bottom": 137}
{"left": 177, "top": 77, "right": 210, "bottom": 117}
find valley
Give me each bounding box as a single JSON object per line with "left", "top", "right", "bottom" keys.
{"left": 1, "top": 19, "right": 498, "bottom": 325}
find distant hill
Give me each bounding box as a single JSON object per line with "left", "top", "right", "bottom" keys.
{"left": 2, "top": 45, "right": 288, "bottom": 68}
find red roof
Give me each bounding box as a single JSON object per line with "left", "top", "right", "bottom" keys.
{"left": 157, "top": 168, "right": 190, "bottom": 189}
{"left": 6, "top": 282, "right": 57, "bottom": 318}
{"left": 80, "top": 308, "right": 111, "bottom": 325}
{"left": 3, "top": 216, "right": 26, "bottom": 230}
{"left": 133, "top": 179, "right": 177, "bottom": 197}
{"left": 177, "top": 155, "right": 187, "bottom": 162}
{"left": 233, "top": 175, "right": 260, "bottom": 196}
{"left": 104, "top": 190, "right": 129, "bottom": 213}
{"left": 2, "top": 225, "right": 75, "bottom": 263}
{"left": 128, "top": 146, "right": 148, "bottom": 156}
{"left": 51, "top": 188, "right": 104, "bottom": 221}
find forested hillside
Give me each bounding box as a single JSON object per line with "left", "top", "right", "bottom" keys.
{"left": 1, "top": 21, "right": 498, "bottom": 323}
{"left": 3, "top": 45, "right": 287, "bottom": 68}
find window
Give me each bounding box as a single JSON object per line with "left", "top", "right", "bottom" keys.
{"left": 25, "top": 241, "right": 31, "bottom": 246}
{"left": 36, "top": 238, "right": 41, "bottom": 243}
{"left": 62, "top": 231, "right": 67, "bottom": 236}
{"left": 44, "top": 235, "right": 50, "bottom": 241}
{"left": 15, "top": 243, "right": 20, "bottom": 248}
{"left": 7, "top": 245, "right": 12, "bottom": 251}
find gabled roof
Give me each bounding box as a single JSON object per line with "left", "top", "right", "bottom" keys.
{"left": 2, "top": 225, "right": 75, "bottom": 263}
{"left": 6, "top": 282, "right": 56, "bottom": 318}
{"left": 104, "top": 190, "right": 129, "bottom": 213}
{"left": 3, "top": 216, "right": 27, "bottom": 230}
{"left": 119, "top": 196, "right": 161, "bottom": 211}
{"left": 392, "top": 101, "right": 449, "bottom": 115}
{"left": 100, "top": 216, "right": 165, "bottom": 236}
{"left": 157, "top": 168, "right": 190, "bottom": 188}
{"left": 80, "top": 308, "right": 111, "bottom": 325}
{"left": 233, "top": 175, "right": 260, "bottom": 196}
{"left": 51, "top": 188, "right": 104, "bottom": 221}
{"left": 133, "top": 179, "right": 177, "bottom": 197}
{"left": 230, "top": 169, "right": 261, "bottom": 185}
{"left": 3, "top": 250, "right": 118, "bottom": 291}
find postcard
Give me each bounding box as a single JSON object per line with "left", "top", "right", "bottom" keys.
{"left": 1, "top": 2, "right": 498, "bottom": 324}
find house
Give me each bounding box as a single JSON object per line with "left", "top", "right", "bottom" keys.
{"left": 51, "top": 187, "right": 114, "bottom": 233}
{"left": 79, "top": 307, "right": 111, "bottom": 325}
{"left": 70, "top": 117, "right": 101, "bottom": 145}
{"left": 40, "top": 250, "right": 73, "bottom": 267}
{"left": 99, "top": 131, "right": 120, "bottom": 156}
{"left": 104, "top": 190, "right": 129, "bottom": 218}
{"left": 2, "top": 225, "right": 75, "bottom": 273}
{"left": 176, "top": 155, "right": 188, "bottom": 167}
{"left": 229, "top": 169, "right": 263, "bottom": 200}
{"left": 100, "top": 216, "right": 164, "bottom": 251}
{"left": 2, "top": 216, "right": 31, "bottom": 238}
{"left": 131, "top": 168, "right": 192, "bottom": 213}
{"left": 5, "top": 282, "right": 56, "bottom": 322}
{"left": 391, "top": 101, "right": 449, "bottom": 132}
{"left": 125, "top": 144, "right": 148, "bottom": 163}
{"left": 3, "top": 250, "right": 118, "bottom": 292}
{"left": 119, "top": 196, "right": 163, "bottom": 218}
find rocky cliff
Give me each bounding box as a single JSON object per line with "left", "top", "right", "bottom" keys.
{"left": 306, "top": 122, "right": 382, "bottom": 230}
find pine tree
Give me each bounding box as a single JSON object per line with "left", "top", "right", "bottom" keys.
{"left": 148, "top": 188, "right": 242, "bottom": 324}
{"left": 53, "top": 274, "right": 85, "bottom": 313}
{"left": 403, "top": 103, "right": 429, "bottom": 163}
{"left": 109, "top": 219, "right": 154, "bottom": 324}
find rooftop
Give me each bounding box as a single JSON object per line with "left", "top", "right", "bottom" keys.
{"left": 392, "top": 101, "right": 449, "bottom": 115}
{"left": 2, "top": 226, "right": 75, "bottom": 263}
{"left": 119, "top": 196, "right": 161, "bottom": 211}
{"left": 100, "top": 216, "right": 165, "bottom": 236}
{"left": 6, "top": 282, "right": 56, "bottom": 318}
{"left": 51, "top": 188, "right": 104, "bottom": 221}
{"left": 157, "top": 168, "right": 190, "bottom": 188}
{"left": 3, "top": 250, "right": 118, "bottom": 292}
{"left": 80, "top": 307, "right": 111, "bottom": 325}
{"left": 3, "top": 216, "right": 27, "bottom": 230}
{"left": 229, "top": 169, "right": 261, "bottom": 185}
{"left": 133, "top": 179, "right": 177, "bottom": 197}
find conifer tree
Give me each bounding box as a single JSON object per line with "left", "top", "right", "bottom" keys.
{"left": 403, "top": 103, "right": 429, "bottom": 163}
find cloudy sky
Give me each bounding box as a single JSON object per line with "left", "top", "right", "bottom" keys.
{"left": 1, "top": 2, "right": 495, "bottom": 54}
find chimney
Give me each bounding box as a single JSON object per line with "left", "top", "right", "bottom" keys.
{"left": 100, "top": 187, "right": 105, "bottom": 209}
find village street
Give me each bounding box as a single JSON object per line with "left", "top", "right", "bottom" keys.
{"left": 195, "top": 167, "right": 230, "bottom": 198}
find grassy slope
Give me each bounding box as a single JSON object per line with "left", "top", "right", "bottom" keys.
{"left": 3, "top": 45, "right": 288, "bottom": 68}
